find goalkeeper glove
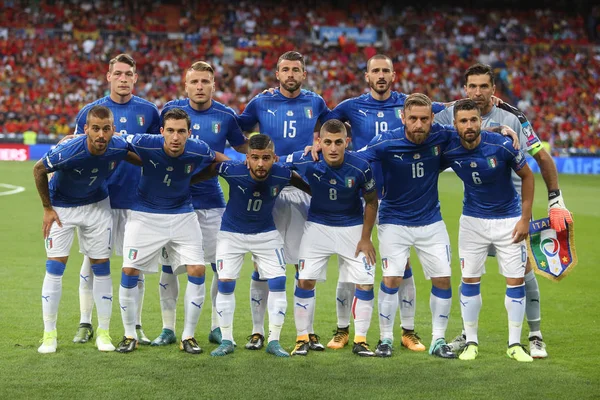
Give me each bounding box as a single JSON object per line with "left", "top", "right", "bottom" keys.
{"left": 548, "top": 189, "right": 573, "bottom": 232}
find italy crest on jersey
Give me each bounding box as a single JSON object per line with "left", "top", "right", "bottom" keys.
{"left": 394, "top": 108, "right": 402, "bottom": 119}
{"left": 487, "top": 156, "right": 498, "bottom": 168}
{"left": 345, "top": 177, "right": 355, "bottom": 188}
{"left": 431, "top": 145, "right": 440, "bottom": 156}
{"left": 128, "top": 249, "right": 138, "bottom": 261}
{"left": 109, "top": 160, "right": 116, "bottom": 170}
{"left": 212, "top": 122, "right": 221, "bottom": 134}
{"left": 304, "top": 107, "right": 313, "bottom": 119}
{"left": 137, "top": 115, "right": 145, "bottom": 126}
{"left": 185, "top": 163, "right": 194, "bottom": 174}
{"left": 271, "top": 186, "right": 280, "bottom": 197}
{"left": 527, "top": 217, "right": 577, "bottom": 282}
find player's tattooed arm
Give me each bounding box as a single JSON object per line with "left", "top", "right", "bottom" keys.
{"left": 33, "top": 160, "right": 62, "bottom": 238}
{"left": 513, "top": 164, "right": 535, "bottom": 243}
{"left": 125, "top": 152, "right": 142, "bottom": 166}
{"left": 290, "top": 171, "right": 311, "bottom": 196}
{"left": 356, "top": 190, "right": 378, "bottom": 265}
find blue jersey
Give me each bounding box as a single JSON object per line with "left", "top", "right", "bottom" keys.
{"left": 284, "top": 151, "right": 375, "bottom": 227}
{"left": 74, "top": 95, "right": 161, "bottom": 209}
{"left": 218, "top": 162, "right": 292, "bottom": 234}
{"left": 161, "top": 99, "right": 246, "bottom": 210}
{"left": 237, "top": 89, "right": 329, "bottom": 156}
{"left": 124, "top": 134, "right": 215, "bottom": 214}
{"left": 326, "top": 92, "right": 446, "bottom": 197}
{"left": 442, "top": 131, "right": 527, "bottom": 218}
{"left": 357, "top": 123, "right": 455, "bottom": 226}
{"left": 42, "top": 135, "right": 129, "bottom": 207}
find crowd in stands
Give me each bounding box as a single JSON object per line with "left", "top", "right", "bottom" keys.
{"left": 0, "top": 0, "right": 599, "bottom": 153}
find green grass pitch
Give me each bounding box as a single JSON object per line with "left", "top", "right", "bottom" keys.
{"left": 0, "top": 161, "right": 598, "bottom": 399}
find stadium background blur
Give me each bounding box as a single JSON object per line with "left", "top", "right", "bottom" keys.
{"left": 0, "top": 0, "right": 599, "bottom": 157}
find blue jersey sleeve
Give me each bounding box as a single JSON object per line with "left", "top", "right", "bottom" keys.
{"left": 282, "top": 150, "right": 313, "bottom": 176}
{"left": 316, "top": 96, "right": 331, "bottom": 124}
{"left": 148, "top": 106, "right": 161, "bottom": 134}
{"left": 237, "top": 96, "right": 260, "bottom": 131}
{"left": 361, "top": 163, "right": 376, "bottom": 194}
{"left": 42, "top": 138, "right": 82, "bottom": 172}
{"left": 73, "top": 108, "right": 88, "bottom": 134}
{"left": 432, "top": 102, "right": 446, "bottom": 114}
{"left": 324, "top": 99, "right": 350, "bottom": 122}
{"left": 225, "top": 114, "right": 247, "bottom": 147}
{"left": 355, "top": 134, "right": 384, "bottom": 162}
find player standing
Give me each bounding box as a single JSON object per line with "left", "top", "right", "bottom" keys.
{"left": 322, "top": 54, "right": 446, "bottom": 351}
{"left": 114, "top": 108, "right": 224, "bottom": 354}
{"left": 207, "top": 134, "right": 311, "bottom": 358}
{"left": 237, "top": 51, "right": 329, "bottom": 351}
{"left": 151, "top": 61, "right": 248, "bottom": 347}
{"left": 285, "top": 120, "right": 378, "bottom": 357}
{"left": 435, "top": 63, "right": 572, "bottom": 357}
{"left": 72, "top": 54, "right": 160, "bottom": 345}
{"left": 442, "top": 99, "right": 535, "bottom": 362}
{"left": 34, "top": 106, "right": 132, "bottom": 353}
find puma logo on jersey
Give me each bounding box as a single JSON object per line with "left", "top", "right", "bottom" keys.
{"left": 393, "top": 154, "right": 404, "bottom": 160}
{"left": 358, "top": 109, "right": 368, "bottom": 116}
{"left": 150, "top": 160, "right": 159, "bottom": 168}
{"left": 312, "top": 173, "right": 323, "bottom": 181}
{"left": 454, "top": 161, "right": 463, "bottom": 168}
{"left": 267, "top": 109, "right": 277, "bottom": 116}
{"left": 74, "top": 169, "right": 83, "bottom": 174}
{"left": 237, "top": 185, "right": 247, "bottom": 193}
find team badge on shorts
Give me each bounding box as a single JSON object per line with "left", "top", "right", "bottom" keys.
{"left": 45, "top": 238, "right": 53, "bottom": 250}
{"left": 527, "top": 217, "right": 578, "bottom": 282}
{"left": 128, "top": 249, "right": 138, "bottom": 261}
{"left": 460, "top": 257, "right": 465, "bottom": 270}
{"left": 299, "top": 259, "right": 305, "bottom": 271}
{"left": 217, "top": 259, "right": 223, "bottom": 271}
{"left": 382, "top": 258, "right": 389, "bottom": 270}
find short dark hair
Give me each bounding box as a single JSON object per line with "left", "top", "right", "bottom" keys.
{"left": 86, "top": 105, "right": 113, "bottom": 124}
{"left": 277, "top": 51, "right": 305, "bottom": 71}
{"left": 366, "top": 54, "right": 393, "bottom": 71}
{"left": 109, "top": 53, "right": 136, "bottom": 72}
{"left": 320, "top": 119, "right": 347, "bottom": 137}
{"left": 464, "top": 63, "right": 495, "bottom": 86}
{"left": 189, "top": 61, "right": 215, "bottom": 75}
{"left": 162, "top": 108, "right": 191, "bottom": 130}
{"left": 404, "top": 93, "right": 432, "bottom": 111}
{"left": 453, "top": 99, "right": 480, "bottom": 118}
{"left": 248, "top": 134, "right": 275, "bottom": 151}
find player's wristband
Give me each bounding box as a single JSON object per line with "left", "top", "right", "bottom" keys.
{"left": 548, "top": 190, "right": 566, "bottom": 209}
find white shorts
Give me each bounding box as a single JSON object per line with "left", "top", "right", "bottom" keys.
{"left": 272, "top": 186, "right": 310, "bottom": 264}
{"left": 45, "top": 197, "right": 112, "bottom": 260}
{"left": 459, "top": 215, "right": 527, "bottom": 279}
{"left": 378, "top": 220, "right": 452, "bottom": 279}
{"left": 215, "top": 229, "right": 286, "bottom": 280}
{"left": 297, "top": 222, "right": 375, "bottom": 285}
{"left": 123, "top": 211, "right": 204, "bottom": 274}
{"left": 111, "top": 208, "right": 130, "bottom": 257}
{"left": 196, "top": 208, "right": 225, "bottom": 265}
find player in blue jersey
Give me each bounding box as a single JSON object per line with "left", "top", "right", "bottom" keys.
{"left": 283, "top": 120, "right": 378, "bottom": 357}
{"left": 34, "top": 106, "right": 137, "bottom": 353}
{"left": 72, "top": 54, "right": 161, "bottom": 346}
{"left": 150, "top": 61, "right": 248, "bottom": 348}
{"left": 114, "top": 108, "right": 226, "bottom": 354}
{"left": 441, "top": 99, "right": 535, "bottom": 362}
{"left": 436, "top": 63, "right": 572, "bottom": 358}
{"left": 356, "top": 93, "right": 464, "bottom": 359}
{"left": 322, "top": 54, "right": 449, "bottom": 351}
{"left": 237, "top": 51, "right": 330, "bottom": 351}
{"left": 200, "top": 134, "right": 310, "bottom": 358}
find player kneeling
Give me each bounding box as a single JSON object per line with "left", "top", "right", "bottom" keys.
{"left": 198, "top": 134, "right": 310, "bottom": 358}
{"left": 285, "top": 120, "right": 378, "bottom": 357}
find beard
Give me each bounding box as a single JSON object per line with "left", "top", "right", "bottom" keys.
{"left": 369, "top": 79, "right": 392, "bottom": 95}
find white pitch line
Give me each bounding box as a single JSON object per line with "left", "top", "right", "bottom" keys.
{"left": 0, "top": 183, "right": 26, "bottom": 196}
